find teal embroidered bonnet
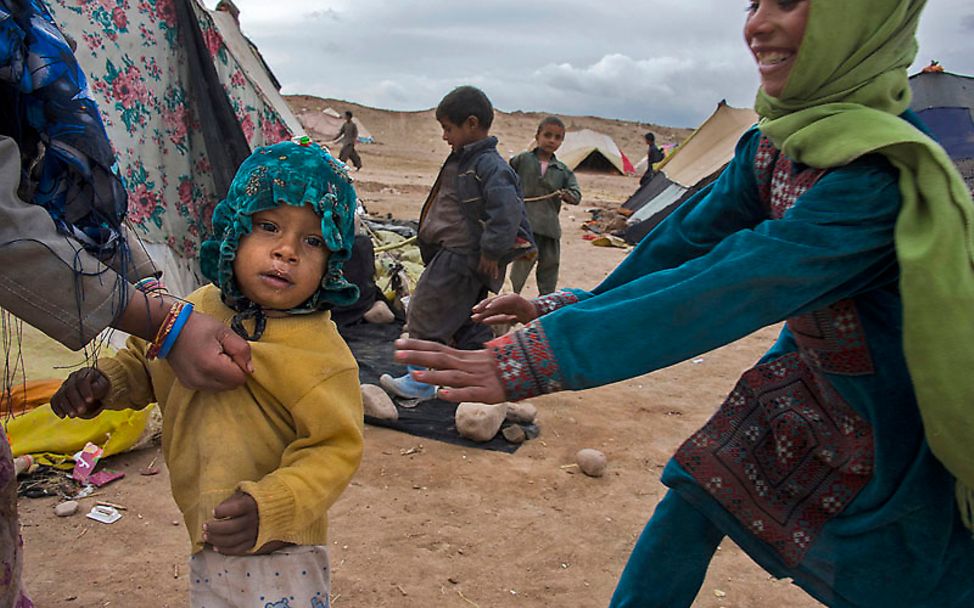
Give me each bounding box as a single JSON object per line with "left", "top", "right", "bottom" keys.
{"left": 200, "top": 141, "right": 359, "bottom": 321}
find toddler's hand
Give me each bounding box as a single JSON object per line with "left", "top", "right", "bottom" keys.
{"left": 204, "top": 492, "right": 259, "bottom": 555}
{"left": 51, "top": 368, "right": 110, "bottom": 419}
{"left": 471, "top": 293, "right": 537, "bottom": 325}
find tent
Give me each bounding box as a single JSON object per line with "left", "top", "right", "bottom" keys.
{"left": 623, "top": 101, "right": 758, "bottom": 243}
{"left": 557, "top": 129, "right": 635, "bottom": 175}
{"left": 297, "top": 107, "right": 376, "bottom": 144}
{"left": 909, "top": 70, "right": 974, "bottom": 189}
{"left": 47, "top": 0, "right": 304, "bottom": 296}
{"left": 633, "top": 143, "right": 677, "bottom": 176}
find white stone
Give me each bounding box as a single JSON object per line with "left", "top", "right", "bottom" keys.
{"left": 576, "top": 449, "right": 608, "bottom": 478}
{"left": 505, "top": 401, "right": 537, "bottom": 424}
{"left": 455, "top": 402, "right": 508, "bottom": 442}
{"left": 361, "top": 384, "right": 399, "bottom": 421}
{"left": 54, "top": 500, "right": 79, "bottom": 517}
{"left": 363, "top": 300, "right": 395, "bottom": 324}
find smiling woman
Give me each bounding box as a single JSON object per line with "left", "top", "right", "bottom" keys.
{"left": 395, "top": 1, "right": 974, "bottom": 606}
{"left": 744, "top": 0, "right": 811, "bottom": 97}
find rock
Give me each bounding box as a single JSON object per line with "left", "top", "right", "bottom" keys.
{"left": 502, "top": 424, "right": 526, "bottom": 444}
{"left": 505, "top": 401, "right": 537, "bottom": 424}
{"left": 455, "top": 402, "right": 508, "bottom": 442}
{"left": 363, "top": 300, "right": 395, "bottom": 324}
{"left": 576, "top": 448, "right": 608, "bottom": 477}
{"left": 54, "top": 500, "right": 79, "bottom": 517}
{"left": 361, "top": 384, "right": 399, "bottom": 421}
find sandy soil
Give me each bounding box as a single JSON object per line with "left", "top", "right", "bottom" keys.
{"left": 18, "top": 99, "right": 823, "bottom": 607}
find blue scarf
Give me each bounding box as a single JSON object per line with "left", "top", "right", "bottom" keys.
{"left": 0, "top": 0, "right": 127, "bottom": 256}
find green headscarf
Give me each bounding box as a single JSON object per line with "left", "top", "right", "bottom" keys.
{"left": 755, "top": 0, "right": 974, "bottom": 528}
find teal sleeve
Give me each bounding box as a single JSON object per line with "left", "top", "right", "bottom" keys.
{"left": 537, "top": 153, "right": 902, "bottom": 391}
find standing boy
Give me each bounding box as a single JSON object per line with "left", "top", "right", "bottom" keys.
{"left": 380, "top": 86, "right": 535, "bottom": 400}
{"left": 52, "top": 141, "right": 364, "bottom": 607}
{"left": 639, "top": 131, "right": 666, "bottom": 186}
{"left": 509, "top": 116, "right": 582, "bottom": 295}
{"left": 332, "top": 110, "right": 362, "bottom": 171}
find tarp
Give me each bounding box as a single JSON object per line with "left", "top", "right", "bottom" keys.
{"left": 297, "top": 107, "right": 375, "bottom": 144}
{"left": 910, "top": 71, "right": 974, "bottom": 161}
{"left": 48, "top": 0, "right": 304, "bottom": 297}
{"left": 556, "top": 129, "right": 635, "bottom": 175}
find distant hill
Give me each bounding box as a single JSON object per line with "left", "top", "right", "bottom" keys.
{"left": 285, "top": 95, "right": 692, "bottom": 170}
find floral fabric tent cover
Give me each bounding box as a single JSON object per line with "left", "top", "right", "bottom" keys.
{"left": 49, "top": 0, "right": 304, "bottom": 295}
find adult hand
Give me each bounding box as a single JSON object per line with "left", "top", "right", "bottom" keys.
{"left": 477, "top": 256, "right": 500, "bottom": 281}
{"left": 51, "top": 368, "right": 110, "bottom": 419}
{"left": 471, "top": 293, "right": 537, "bottom": 325}
{"left": 167, "top": 312, "right": 253, "bottom": 391}
{"left": 203, "top": 491, "right": 259, "bottom": 555}
{"left": 394, "top": 338, "right": 506, "bottom": 404}
{"left": 559, "top": 190, "right": 578, "bottom": 204}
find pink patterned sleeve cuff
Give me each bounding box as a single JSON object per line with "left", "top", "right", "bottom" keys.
{"left": 487, "top": 320, "right": 563, "bottom": 401}
{"left": 531, "top": 290, "right": 580, "bottom": 317}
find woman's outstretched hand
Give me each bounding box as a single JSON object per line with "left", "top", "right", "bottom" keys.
{"left": 394, "top": 338, "right": 506, "bottom": 404}
{"left": 470, "top": 293, "right": 537, "bottom": 325}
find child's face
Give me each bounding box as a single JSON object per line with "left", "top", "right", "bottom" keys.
{"left": 744, "top": 0, "right": 810, "bottom": 98}
{"left": 536, "top": 123, "right": 565, "bottom": 156}
{"left": 438, "top": 116, "right": 485, "bottom": 153}
{"left": 233, "top": 204, "right": 330, "bottom": 312}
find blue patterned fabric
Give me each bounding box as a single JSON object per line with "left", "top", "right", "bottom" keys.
{"left": 0, "top": 0, "right": 127, "bottom": 256}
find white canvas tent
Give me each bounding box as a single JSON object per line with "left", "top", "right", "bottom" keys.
{"left": 624, "top": 101, "right": 757, "bottom": 243}
{"left": 556, "top": 129, "right": 635, "bottom": 175}
{"left": 297, "top": 107, "right": 375, "bottom": 144}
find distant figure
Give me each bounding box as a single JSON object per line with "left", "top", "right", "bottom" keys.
{"left": 379, "top": 85, "right": 535, "bottom": 400}
{"left": 639, "top": 131, "right": 666, "bottom": 186}
{"left": 332, "top": 111, "right": 362, "bottom": 171}
{"left": 509, "top": 116, "right": 582, "bottom": 295}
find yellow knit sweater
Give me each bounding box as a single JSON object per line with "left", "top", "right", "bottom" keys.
{"left": 98, "top": 285, "right": 363, "bottom": 553}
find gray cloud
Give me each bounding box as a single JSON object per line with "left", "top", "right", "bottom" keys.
{"left": 208, "top": 1, "right": 974, "bottom": 128}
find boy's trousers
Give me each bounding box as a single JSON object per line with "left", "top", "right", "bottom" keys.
{"left": 407, "top": 247, "right": 495, "bottom": 349}
{"left": 510, "top": 234, "right": 560, "bottom": 295}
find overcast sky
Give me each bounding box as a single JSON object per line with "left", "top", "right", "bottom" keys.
{"left": 204, "top": 1, "right": 974, "bottom": 129}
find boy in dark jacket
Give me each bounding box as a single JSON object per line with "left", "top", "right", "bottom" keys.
{"left": 380, "top": 86, "right": 535, "bottom": 400}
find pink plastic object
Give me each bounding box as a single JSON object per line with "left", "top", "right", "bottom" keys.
{"left": 71, "top": 442, "right": 104, "bottom": 484}
{"left": 88, "top": 470, "right": 125, "bottom": 487}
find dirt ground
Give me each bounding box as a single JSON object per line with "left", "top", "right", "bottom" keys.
{"left": 18, "top": 99, "right": 823, "bottom": 607}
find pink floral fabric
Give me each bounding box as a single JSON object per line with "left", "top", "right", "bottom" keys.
{"left": 49, "top": 0, "right": 295, "bottom": 265}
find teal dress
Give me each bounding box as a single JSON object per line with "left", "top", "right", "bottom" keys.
{"left": 489, "top": 119, "right": 974, "bottom": 607}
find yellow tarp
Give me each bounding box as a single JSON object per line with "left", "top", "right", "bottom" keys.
{"left": 1, "top": 321, "right": 154, "bottom": 468}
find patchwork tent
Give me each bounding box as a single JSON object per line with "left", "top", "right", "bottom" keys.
{"left": 297, "top": 107, "right": 375, "bottom": 144}
{"left": 48, "top": 0, "right": 304, "bottom": 296}
{"left": 909, "top": 70, "right": 974, "bottom": 190}
{"left": 623, "top": 101, "right": 758, "bottom": 243}
{"left": 557, "top": 129, "right": 635, "bottom": 175}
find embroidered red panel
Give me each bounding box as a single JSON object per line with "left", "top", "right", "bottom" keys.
{"left": 488, "top": 321, "right": 563, "bottom": 401}
{"left": 787, "top": 300, "right": 875, "bottom": 376}
{"left": 752, "top": 136, "right": 826, "bottom": 218}
{"left": 674, "top": 353, "right": 874, "bottom": 567}
{"left": 532, "top": 290, "right": 580, "bottom": 316}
